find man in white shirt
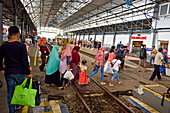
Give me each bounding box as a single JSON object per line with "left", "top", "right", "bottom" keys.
{"left": 150, "top": 48, "right": 169, "bottom": 80}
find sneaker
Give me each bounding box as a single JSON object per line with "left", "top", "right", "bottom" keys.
{"left": 109, "top": 83, "right": 114, "bottom": 86}
{"left": 118, "top": 81, "right": 122, "bottom": 85}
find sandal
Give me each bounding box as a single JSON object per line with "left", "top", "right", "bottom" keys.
{"left": 104, "top": 75, "right": 107, "bottom": 77}
{"left": 58, "top": 87, "right": 64, "bottom": 90}
{"left": 109, "top": 83, "right": 114, "bottom": 86}
{"left": 65, "top": 83, "right": 70, "bottom": 87}
{"left": 46, "top": 84, "right": 51, "bottom": 87}
{"left": 101, "top": 82, "right": 106, "bottom": 85}
{"left": 16, "top": 106, "right": 24, "bottom": 112}
{"left": 118, "top": 81, "right": 122, "bottom": 85}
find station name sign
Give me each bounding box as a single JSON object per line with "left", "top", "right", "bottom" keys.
{"left": 131, "top": 36, "right": 147, "bottom": 40}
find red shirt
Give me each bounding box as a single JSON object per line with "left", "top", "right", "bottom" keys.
{"left": 40, "top": 46, "right": 49, "bottom": 55}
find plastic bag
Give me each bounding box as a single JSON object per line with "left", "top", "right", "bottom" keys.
{"left": 63, "top": 70, "right": 74, "bottom": 80}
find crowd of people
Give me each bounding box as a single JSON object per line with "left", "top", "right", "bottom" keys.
{"left": 0, "top": 26, "right": 170, "bottom": 113}
{"left": 138, "top": 45, "right": 170, "bottom": 80}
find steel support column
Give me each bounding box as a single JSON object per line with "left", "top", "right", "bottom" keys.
{"left": 79, "top": 34, "right": 81, "bottom": 40}
{"left": 21, "top": 21, "right": 25, "bottom": 42}
{"left": 88, "top": 33, "right": 90, "bottom": 41}
{"left": 26, "top": 24, "right": 28, "bottom": 34}
{"left": 113, "top": 33, "right": 116, "bottom": 46}
{"left": 76, "top": 34, "right": 77, "bottom": 41}
{"left": 129, "top": 32, "right": 133, "bottom": 53}
{"left": 83, "top": 34, "right": 85, "bottom": 41}
{"left": 102, "top": 32, "right": 105, "bottom": 46}
{"left": 94, "top": 33, "right": 96, "bottom": 41}
{"left": 152, "top": 4, "right": 159, "bottom": 47}
{"left": 14, "top": 15, "right": 18, "bottom": 26}
{"left": 0, "top": 1, "right": 3, "bottom": 46}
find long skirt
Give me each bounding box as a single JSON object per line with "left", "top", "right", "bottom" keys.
{"left": 70, "top": 63, "right": 80, "bottom": 81}
{"left": 45, "top": 70, "right": 60, "bottom": 86}
{"left": 159, "top": 65, "right": 166, "bottom": 75}
{"left": 78, "top": 70, "right": 88, "bottom": 85}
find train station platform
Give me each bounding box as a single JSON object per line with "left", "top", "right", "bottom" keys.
{"left": 1, "top": 45, "right": 170, "bottom": 113}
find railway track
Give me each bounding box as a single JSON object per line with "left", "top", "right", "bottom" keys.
{"left": 71, "top": 78, "right": 134, "bottom": 113}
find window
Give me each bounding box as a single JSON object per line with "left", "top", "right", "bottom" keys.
{"left": 160, "top": 4, "right": 168, "bottom": 15}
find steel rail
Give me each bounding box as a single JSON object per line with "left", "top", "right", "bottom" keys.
{"left": 78, "top": 49, "right": 134, "bottom": 113}
{"left": 90, "top": 77, "right": 135, "bottom": 113}
{"left": 71, "top": 81, "right": 92, "bottom": 113}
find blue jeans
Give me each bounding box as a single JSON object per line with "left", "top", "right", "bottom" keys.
{"left": 5, "top": 74, "right": 26, "bottom": 113}
{"left": 111, "top": 69, "right": 119, "bottom": 81}
{"left": 89, "top": 45, "right": 91, "bottom": 49}
{"left": 149, "top": 56, "right": 155, "bottom": 65}
{"left": 89, "top": 65, "right": 104, "bottom": 81}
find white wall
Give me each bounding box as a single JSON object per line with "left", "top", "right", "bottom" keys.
{"left": 157, "top": 16, "right": 170, "bottom": 28}
{"left": 96, "top": 35, "right": 103, "bottom": 42}
{"left": 104, "top": 34, "right": 114, "bottom": 47}
{"left": 77, "top": 35, "right": 80, "bottom": 41}
{"left": 115, "top": 34, "right": 129, "bottom": 47}
{"left": 90, "top": 35, "right": 95, "bottom": 41}
{"left": 80, "top": 35, "right": 84, "bottom": 40}
{"left": 158, "top": 32, "right": 170, "bottom": 55}
{"left": 84, "top": 35, "right": 88, "bottom": 40}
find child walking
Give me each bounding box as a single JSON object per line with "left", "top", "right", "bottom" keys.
{"left": 109, "top": 54, "right": 122, "bottom": 86}
{"left": 78, "top": 60, "right": 88, "bottom": 85}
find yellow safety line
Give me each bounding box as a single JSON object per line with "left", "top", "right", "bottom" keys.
{"left": 34, "top": 47, "right": 39, "bottom": 66}
{"left": 139, "top": 85, "right": 170, "bottom": 101}
{"left": 21, "top": 106, "right": 28, "bottom": 113}
{"left": 128, "top": 96, "right": 159, "bottom": 113}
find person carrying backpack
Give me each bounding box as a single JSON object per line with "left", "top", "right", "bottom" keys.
{"left": 138, "top": 45, "right": 147, "bottom": 72}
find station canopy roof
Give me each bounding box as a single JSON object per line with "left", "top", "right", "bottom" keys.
{"left": 4, "top": 0, "right": 167, "bottom": 32}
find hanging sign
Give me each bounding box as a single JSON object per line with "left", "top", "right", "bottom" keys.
{"left": 132, "top": 36, "right": 147, "bottom": 40}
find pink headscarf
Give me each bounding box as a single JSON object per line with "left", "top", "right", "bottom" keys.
{"left": 163, "top": 49, "right": 167, "bottom": 53}
{"left": 95, "top": 46, "right": 106, "bottom": 60}
{"left": 61, "top": 44, "right": 73, "bottom": 60}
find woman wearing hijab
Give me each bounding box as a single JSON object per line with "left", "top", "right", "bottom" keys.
{"left": 45, "top": 45, "right": 60, "bottom": 86}
{"left": 70, "top": 46, "right": 80, "bottom": 81}
{"left": 88, "top": 46, "right": 106, "bottom": 85}
{"left": 58, "top": 44, "right": 73, "bottom": 90}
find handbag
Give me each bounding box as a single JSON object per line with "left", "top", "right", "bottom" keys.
{"left": 11, "top": 78, "right": 37, "bottom": 107}
{"left": 63, "top": 69, "right": 74, "bottom": 80}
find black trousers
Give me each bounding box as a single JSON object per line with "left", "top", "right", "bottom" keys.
{"left": 58, "top": 71, "right": 68, "bottom": 87}
{"left": 121, "top": 59, "right": 125, "bottom": 70}
{"left": 39, "top": 54, "right": 46, "bottom": 71}
{"left": 150, "top": 64, "right": 161, "bottom": 80}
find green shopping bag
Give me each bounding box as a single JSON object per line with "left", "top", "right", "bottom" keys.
{"left": 11, "top": 78, "right": 37, "bottom": 107}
